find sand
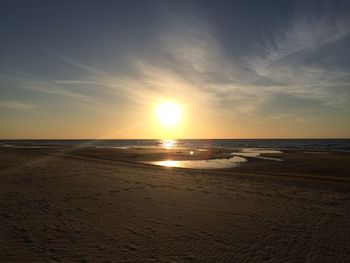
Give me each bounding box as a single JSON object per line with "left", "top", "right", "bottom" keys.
{"left": 1, "top": 147, "right": 350, "bottom": 262}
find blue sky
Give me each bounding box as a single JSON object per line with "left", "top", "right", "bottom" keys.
{"left": 0, "top": 0, "right": 349, "bottom": 138}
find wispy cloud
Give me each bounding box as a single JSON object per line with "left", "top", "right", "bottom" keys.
{"left": 0, "top": 101, "right": 36, "bottom": 110}
{"left": 2, "top": 7, "right": 349, "bottom": 122}
{"left": 118, "top": 13, "right": 349, "bottom": 120}
{"left": 248, "top": 12, "right": 350, "bottom": 108}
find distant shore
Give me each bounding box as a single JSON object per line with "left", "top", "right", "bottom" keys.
{"left": 1, "top": 147, "right": 350, "bottom": 262}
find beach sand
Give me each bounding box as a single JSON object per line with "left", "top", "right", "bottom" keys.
{"left": 1, "top": 147, "right": 350, "bottom": 262}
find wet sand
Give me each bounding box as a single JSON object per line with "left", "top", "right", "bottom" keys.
{"left": 1, "top": 147, "right": 350, "bottom": 262}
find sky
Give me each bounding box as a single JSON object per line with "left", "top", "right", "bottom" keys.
{"left": 0, "top": 0, "right": 350, "bottom": 139}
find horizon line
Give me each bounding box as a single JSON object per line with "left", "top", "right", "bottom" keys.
{"left": 1, "top": 138, "right": 350, "bottom": 140}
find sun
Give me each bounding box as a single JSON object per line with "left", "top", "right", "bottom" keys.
{"left": 156, "top": 102, "right": 182, "bottom": 127}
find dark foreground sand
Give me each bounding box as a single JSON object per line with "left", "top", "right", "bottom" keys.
{"left": 1, "top": 147, "right": 350, "bottom": 262}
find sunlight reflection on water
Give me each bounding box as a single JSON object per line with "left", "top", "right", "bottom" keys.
{"left": 162, "top": 139, "right": 177, "bottom": 149}
{"left": 150, "top": 156, "right": 247, "bottom": 169}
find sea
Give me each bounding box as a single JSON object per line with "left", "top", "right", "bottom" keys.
{"left": 1, "top": 139, "right": 350, "bottom": 151}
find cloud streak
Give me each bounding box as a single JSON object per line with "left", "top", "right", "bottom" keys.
{"left": 1, "top": 1, "right": 349, "bottom": 138}
{"left": 0, "top": 101, "right": 35, "bottom": 110}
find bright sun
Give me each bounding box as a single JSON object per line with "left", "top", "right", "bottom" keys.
{"left": 156, "top": 102, "right": 182, "bottom": 127}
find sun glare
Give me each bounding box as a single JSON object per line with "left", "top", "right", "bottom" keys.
{"left": 156, "top": 102, "right": 182, "bottom": 127}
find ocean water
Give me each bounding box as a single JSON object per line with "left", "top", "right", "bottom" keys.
{"left": 1, "top": 139, "right": 349, "bottom": 151}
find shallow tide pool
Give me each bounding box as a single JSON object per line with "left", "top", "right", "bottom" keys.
{"left": 149, "top": 156, "right": 247, "bottom": 169}
{"left": 231, "top": 148, "right": 283, "bottom": 161}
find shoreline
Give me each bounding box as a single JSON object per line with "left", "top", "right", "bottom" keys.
{"left": 2, "top": 146, "right": 350, "bottom": 181}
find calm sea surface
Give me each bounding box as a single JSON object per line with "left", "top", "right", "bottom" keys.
{"left": 1, "top": 139, "right": 349, "bottom": 151}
